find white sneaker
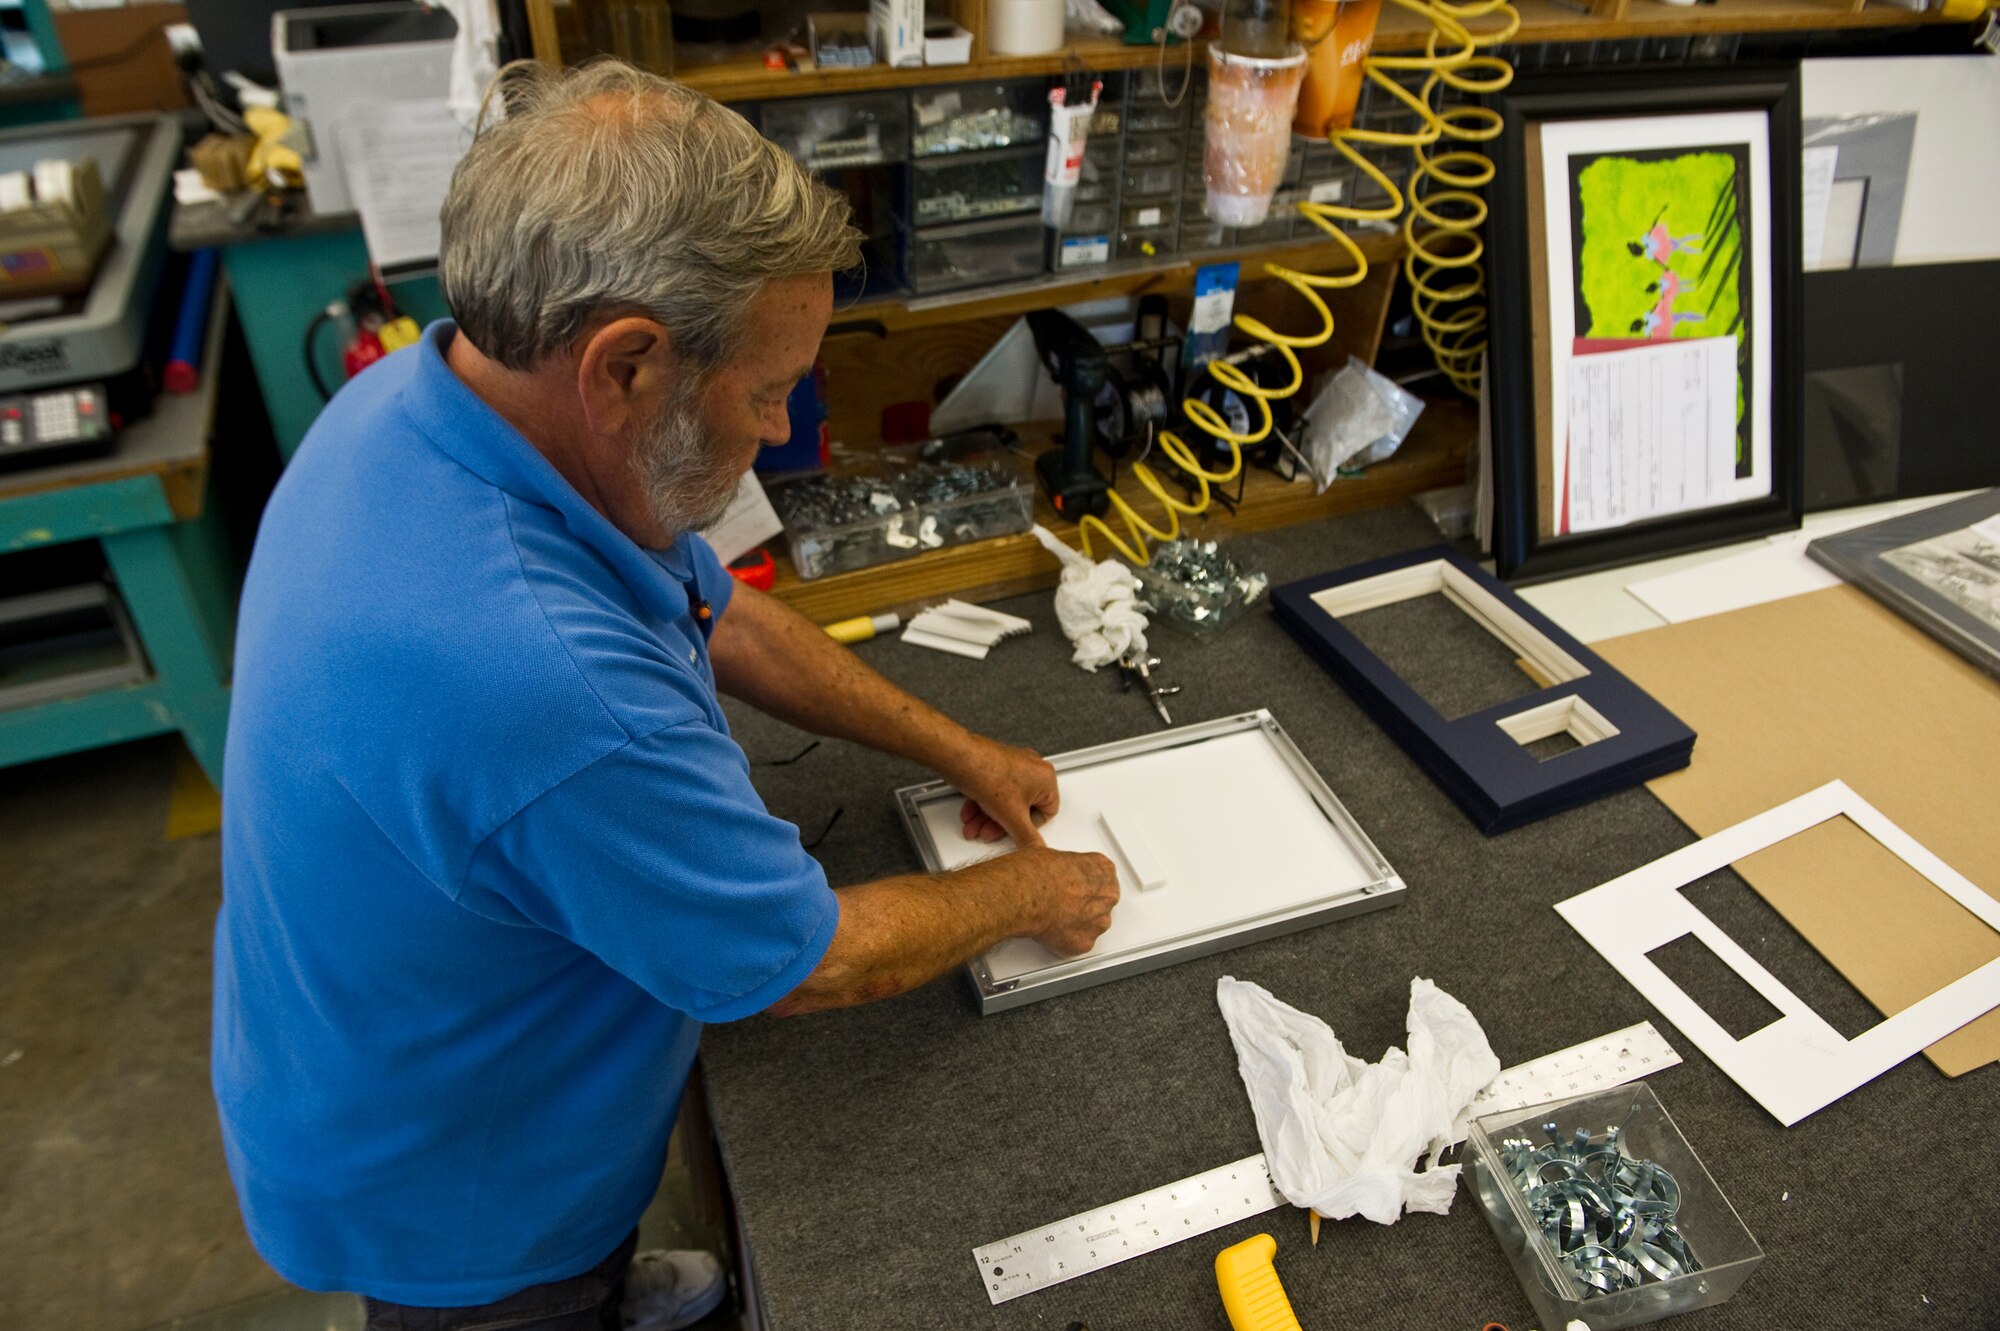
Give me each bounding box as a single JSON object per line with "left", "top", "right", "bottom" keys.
{"left": 621, "top": 1248, "right": 727, "bottom": 1331}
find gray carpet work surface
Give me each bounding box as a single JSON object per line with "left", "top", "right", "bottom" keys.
{"left": 699, "top": 505, "right": 2000, "bottom": 1331}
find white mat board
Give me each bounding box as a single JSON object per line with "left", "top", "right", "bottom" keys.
{"left": 1555, "top": 781, "right": 2000, "bottom": 1126}
{"left": 915, "top": 727, "right": 1383, "bottom": 985}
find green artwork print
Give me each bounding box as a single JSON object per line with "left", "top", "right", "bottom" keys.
{"left": 1567, "top": 143, "right": 1752, "bottom": 472}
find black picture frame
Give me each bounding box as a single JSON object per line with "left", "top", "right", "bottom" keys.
{"left": 1271, "top": 547, "right": 1696, "bottom": 834}
{"left": 1488, "top": 64, "right": 1805, "bottom": 583}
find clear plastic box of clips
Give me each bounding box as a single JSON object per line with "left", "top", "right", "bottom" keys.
{"left": 764, "top": 448, "right": 1032, "bottom": 581}
{"left": 1463, "top": 1081, "right": 1762, "bottom": 1330}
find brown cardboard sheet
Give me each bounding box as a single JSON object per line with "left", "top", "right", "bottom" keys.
{"left": 1596, "top": 585, "right": 2000, "bottom": 1076}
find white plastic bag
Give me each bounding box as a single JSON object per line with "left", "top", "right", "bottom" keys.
{"left": 1299, "top": 355, "right": 1426, "bottom": 493}
{"left": 1215, "top": 975, "right": 1498, "bottom": 1226}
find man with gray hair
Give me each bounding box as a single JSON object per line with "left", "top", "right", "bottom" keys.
{"left": 213, "top": 61, "right": 1116, "bottom": 1331}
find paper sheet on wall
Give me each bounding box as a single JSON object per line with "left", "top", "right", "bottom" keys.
{"left": 1800, "top": 144, "right": 1839, "bottom": 270}
{"left": 1564, "top": 337, "right": 1737, "bottom": 535}
{"left": 339, "top": 99, "right": 468, "bottom": 272}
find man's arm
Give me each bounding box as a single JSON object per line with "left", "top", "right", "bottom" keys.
{"left": 768, "top": 847, "right": 1118, "bottom": 1016}
{"left": 708, "top": 582, "right": 1055, "bottom": 846}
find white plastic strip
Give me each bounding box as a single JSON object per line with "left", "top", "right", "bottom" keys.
{"left": 900, "top": 627, "right": 989, "bottom": 659}
{"left": 1555, "top": 780, "right": 2000, "bottom": 1126}
{"left": 1098, "top": 809, "right": 1169, "bottom": 891}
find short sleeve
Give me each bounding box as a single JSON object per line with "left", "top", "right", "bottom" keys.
{"left": 462, "top": 720, "right": 838, "bottom": 1022}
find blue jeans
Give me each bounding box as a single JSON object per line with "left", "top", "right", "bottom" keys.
{"left": 362, "top": 1230, "right": 640, "bottom": 1331}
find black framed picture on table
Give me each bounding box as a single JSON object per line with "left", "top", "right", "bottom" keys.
{"left": 1486, "top": 64, "right": 1805, "bottom": 583}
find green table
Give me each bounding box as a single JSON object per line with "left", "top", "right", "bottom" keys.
{"left": 0, "top": 282, "right": 236, "bottom": 784}
{"left": 171, "top": 200, "right": 447, "bottom": 461}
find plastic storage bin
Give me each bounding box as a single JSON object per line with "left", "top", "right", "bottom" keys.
{"left": 1122, "top": 163, "right": 1181, "bottom": 199}
{"left": 889, "top": 452, "right": 1035, "bottom": 549}
{"left": 912, "top": 80, "right": 1046, "bottom": 155}
{"left": 1121, "top": 198, "right": 1177, "bottom": 231}
{"left": 1126, "top": 98, "right": 1189, "bottom": 134}
{"left": 1123, "top": 131, "right": 1184, "bottom": 166}
{"left": 903, "top": 215, "right": 1045, "bottom": 292}
{"left": 1052, "top": 232, "right": 1115, "bottom": 267}
{"left": 911, "top": 145, "right": 1043, "bottom": 224}
{"left": 765, "top": 472, "right": 923, "bottom": 581}
{"left": 1463, "top": 1082, "right": 1763, "bottom": 1331}
{"left": 760, "top": 92, "right": 908, "bottom": 169}
{"left": 1119, "top": 224, "right": 1176, "bottom": 259}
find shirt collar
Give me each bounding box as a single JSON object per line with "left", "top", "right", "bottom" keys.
{"left": 399, "top": 320, "right": 700, "bottom": 595}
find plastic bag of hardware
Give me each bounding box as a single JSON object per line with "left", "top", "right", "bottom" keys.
{"left": 1300, "top": 356, "right": 1425, "bottom": 493}
{"left": 1133, "top": 538, "right": 1269, "bottom": 637}
{"left": 1216, "top": 975, "right": 1498, "bottom": 1226}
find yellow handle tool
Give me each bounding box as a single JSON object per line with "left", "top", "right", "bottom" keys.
{"left": 1215, "top": 1233, "right": 1304, "bottom": 1331}
{"left": 822, "top": 612, "right": 900, "bottom": 644}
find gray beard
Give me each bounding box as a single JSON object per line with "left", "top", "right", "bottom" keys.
{"left": 631, "top": 383, "right": 745, "bottom": 539}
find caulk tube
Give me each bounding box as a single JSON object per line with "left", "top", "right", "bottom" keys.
{"left": 1042, "top": 80, "right": 1102, "bottom": 230}
{"left": 1204, "top": 45, "right": 1308, "bottom": 228}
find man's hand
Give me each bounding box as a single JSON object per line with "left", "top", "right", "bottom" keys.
{"left": 1013, "top": 846, "right": 1120, "bottom": 956}
{"left": 771, "top": 845, "right": 1121, "bottom": 1016}
{"left": 945, "top": 736, "right": 1060, "bottom": 848}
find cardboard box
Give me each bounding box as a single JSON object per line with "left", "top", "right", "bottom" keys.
{"left": 1597, "top": 586, "right": 2000, "bottom": 1075}
{"left": 870, "top": 0, "right": 925, "bottom": 68}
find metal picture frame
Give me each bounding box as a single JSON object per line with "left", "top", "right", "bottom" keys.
{"left": 1806, "top": 489, "right": 2000, "bottom": 680}
{"left": 1271, "top": 547, "right": 1696, "bottom": 833}
{"left": 895, "top": 711, "right": 1405, "bottom": 1014}
{"left": 1488, "top": 64, "right": 1806, "bottom": 582}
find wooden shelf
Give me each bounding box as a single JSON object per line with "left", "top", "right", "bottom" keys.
{"left": 834, "top": 229, "right": 1403, "bottom": 335}
{"left": 533, "top": 0, "right": 1960, "bottom": 103}
{"left": 766, "top": 397, "right": 1476, "bottom": 623}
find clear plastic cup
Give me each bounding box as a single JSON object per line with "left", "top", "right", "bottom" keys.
{"left": 1204, "top": 46, "right": 1309, "bottom": 229}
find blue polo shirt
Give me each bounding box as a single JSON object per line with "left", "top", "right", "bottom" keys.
{"left": 213, "top": 322, "right": 839, "bottom": 1305}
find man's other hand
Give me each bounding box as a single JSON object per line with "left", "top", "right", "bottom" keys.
{"left": 950, "top": 737, "right": 1060, "bottom": 848}
{"left": 1015, "top": 847, "right": 1120, "bottom": 956}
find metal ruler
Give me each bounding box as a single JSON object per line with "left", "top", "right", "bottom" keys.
{"left": 972, "top": 1021, "right": 1680, "bottom": 1306}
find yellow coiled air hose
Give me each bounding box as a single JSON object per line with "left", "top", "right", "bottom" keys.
{"left": 1075, "top": 0, "right": 1517, "bottom": 564}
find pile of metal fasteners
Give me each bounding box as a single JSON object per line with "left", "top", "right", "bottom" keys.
{"left": 1495, "top": 1121, "right": 1703, "bottom": 1297}
{"left": 767, "top": 473, "right": 921, "bottom": 581}
{"left": 1134, "top": 539, "right": 1269, "bottom": 636}
{"left": 900, "top": 461, "right": 1029, "bottom": 547}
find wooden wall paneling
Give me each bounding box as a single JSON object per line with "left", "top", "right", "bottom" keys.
{"left": 528, "top": 0, "right": 564, "bottom": 64}
{"left": 817, "top": 313, "right": 1020, "bottom": 447}
{"left": 948, "top": 0, "right": 990, "bottom": 60}
{"left": 1223, "top": 251, "right": 1403, "bottom": 393}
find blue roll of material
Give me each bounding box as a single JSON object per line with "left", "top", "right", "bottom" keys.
{"left": 164, "top": 247, "right": 220, "bottom": 394}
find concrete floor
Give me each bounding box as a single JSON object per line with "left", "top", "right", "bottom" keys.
{"left": 0, "top": 736, "right": 732, "bottom": 1331}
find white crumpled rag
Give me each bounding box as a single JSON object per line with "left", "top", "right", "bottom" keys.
{"left": 1030, "top": 525, "right": 1149, "bottom": 671}
{"left": 1216, "top": 975, "right": 1499, "bottom": 1226}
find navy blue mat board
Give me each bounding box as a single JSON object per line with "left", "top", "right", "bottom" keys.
{"left": 698, "top": 504, "right": 2000, "bottom": 1331}
{"left": 1270, "top": 546, "right": 1695, "bottom": 832}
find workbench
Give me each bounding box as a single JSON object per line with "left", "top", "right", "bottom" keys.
{"left": 0, "top": 281, "right": 235, "bottom": 785}
{"left": 701, "top": 503, "right": 2000, "bottom": 1330}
